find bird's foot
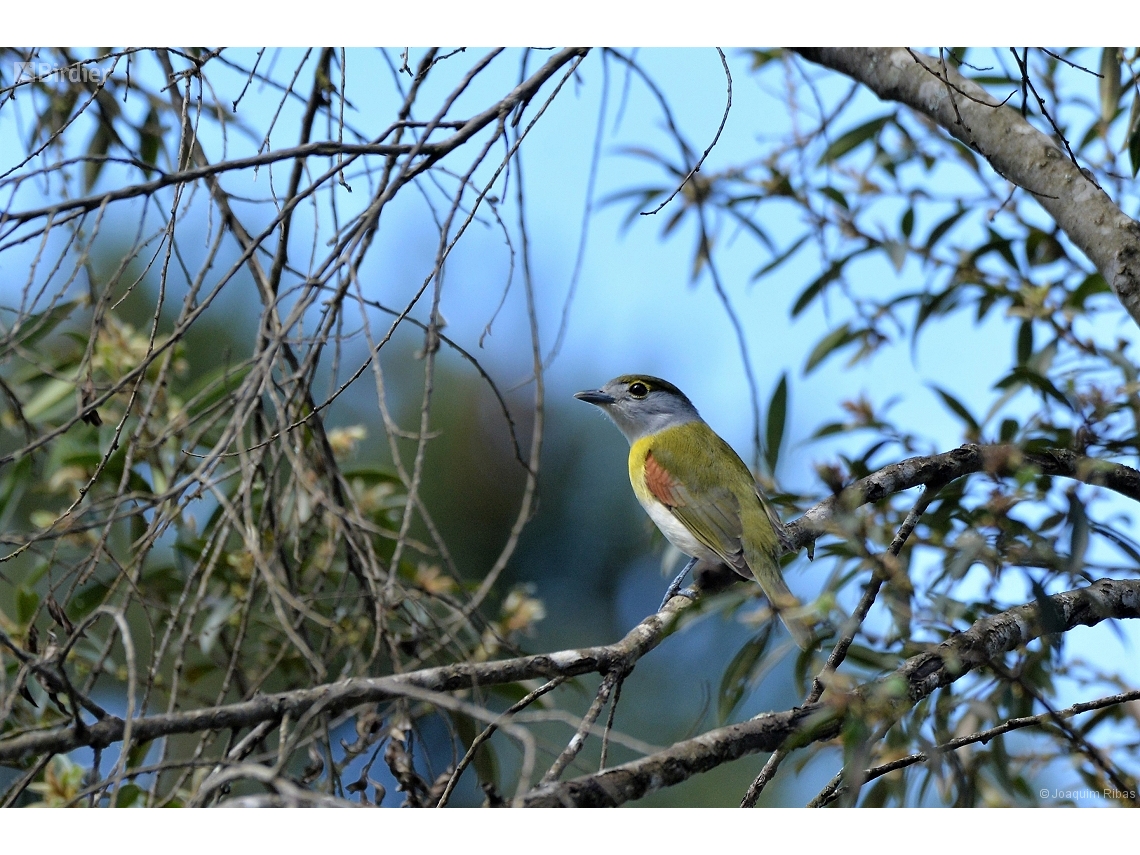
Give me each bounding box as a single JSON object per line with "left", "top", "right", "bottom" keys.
{"left": 659, "top": 557, "right": 699, "bottom": 611}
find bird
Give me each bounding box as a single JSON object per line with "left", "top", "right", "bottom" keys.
{"left": 575, "top": 374, "right": 814, "bottom": 649}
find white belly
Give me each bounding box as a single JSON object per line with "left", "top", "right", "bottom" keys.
{"left": 639, "top": 495, "right": 721, "bottom": 562}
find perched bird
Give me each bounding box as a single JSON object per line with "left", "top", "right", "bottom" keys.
{"left": 575, "top": 374, "right": 814, "bottom": 649}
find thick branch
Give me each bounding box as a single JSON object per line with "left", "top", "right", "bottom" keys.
{"left": 521, "top": 577, "right": 1140, "bottom": 806}
{"left": 3, "top": 444, "right": 1137, "bottom": 773}
{"left": 787, "top": 443, "right": 1140, "bottom": 549}
{"left": 793, "top": 47, "right": 1140, "bottom": 329}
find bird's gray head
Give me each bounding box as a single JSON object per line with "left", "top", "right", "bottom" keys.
{"left": 574, "top": 374, "right": 702, "bottom": 444}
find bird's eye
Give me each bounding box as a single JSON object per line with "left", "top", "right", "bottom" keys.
{"left": 629, "top": 382, "right": 649, "bottom": 399}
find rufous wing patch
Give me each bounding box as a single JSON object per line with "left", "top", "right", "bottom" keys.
{"left": 644, "top": 451, "right": 683, "bottom": 507}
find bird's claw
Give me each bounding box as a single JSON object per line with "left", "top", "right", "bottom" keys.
{"left": 658, "top": 586, "right": 698, "bottom": 610}
{"left": 659, "top": 556, "right": 700, "bottom": 611}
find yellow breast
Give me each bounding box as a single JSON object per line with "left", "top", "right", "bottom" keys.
{"left": 627, "top": 433, "right": 719, "bottom": 562}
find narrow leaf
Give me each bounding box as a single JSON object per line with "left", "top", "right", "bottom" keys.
{"left": 717, "top": 624, "right": 774, "bottom": 723}
{"left": 765, "top": 373, "right": 788, "bottom": 475}
{"left": 818, "top": 114, "right": 892, "bottom": 166}
{"left": 1130, "top": 118, "right": 1140, "bottom": 179}
{"left": 16, "top": 587, "right": 39, "bottom": 625}
{"left": 752, "top": 233, "right": 810, "bottom": 283}
{"left": 930, "top": 385, "right": 979, "bottom": 436}
{"left": 1066, "top": 273, "right": 1109, "bottom": 309}
{"left": 805, "top": 324, "right": 859, "bottom": 374}
{"left": 84, "top": 120, "right": 113, "bottom": 192}
{"left": 138, "top": 106, "right": 162, "bottom": 177}
{"left": 1098, "top": 48, "right": 1122, "bottom": 127}
{"left": 994, "top": 367, "right": 1073, "bottom": 410}
{"left": 1068, "top": 493, "right": 1089, "bottom": 574}
{"left": 1016, "top": 320, "right": 1034, "bottom": 365}
{"left": 820, "top": 186, "right": 848, "bottom": 210}
{"left": 900, "top": 206, "right": 914, "bottom": 239}
{"left": 791, "top": 248, "right": 868, "bottom": 316}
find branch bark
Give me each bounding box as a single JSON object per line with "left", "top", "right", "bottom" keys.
{"left": 788, "top": 442, "right": 1140, "bottom": 549}
{"left": 0, "top": 601, "right": 676, "bottom": 764}
{"left": 521, "top": 577, "right": 1140, "bottom": 806}
{"left": 792, "top": 47, "right": 1140, "bottom": 330}
{"left": 4, "top": 443, "right": 1139, "bottom": 797}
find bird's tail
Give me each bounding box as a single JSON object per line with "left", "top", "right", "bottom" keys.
{"left": 747, "top": 551, "right": 816, "bottom": 650}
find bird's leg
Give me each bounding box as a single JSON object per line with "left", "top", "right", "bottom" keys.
{"left": 659, "top": 556, "right": 699, "bottom": 610}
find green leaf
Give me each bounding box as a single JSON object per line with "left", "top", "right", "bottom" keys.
{"left": 5, "top": 300, "right": 79, "bottom": 351}
{"left": 342, "top": 468, "right": 404, "bottom": 488}
{"left": 791, "top": 248, "right": 868, "bottom": 317}
{"left": 84, "top": 120, "right": 114, "bottom": 192}
{"left": 930, "top": 385, "right": 979, "bottom": 437}
{"left": 764, "top": 373, "right": 788, "bottom": 475}
{"left": 16, "top": 587, "right": 40, "bottom": 625}
{"left": 454, "top": 713, "right": 498, "bottom": 790}
{"left": 969, "top": 75, "right": 1021, "bottom": 87}
{"left": 752, "top": 233, "right": 810, "bottom": 284}
{"left": 1130, "top": 118, "right": 1140, "bottom": 179}
{"left": 900, "top": 206, "right": 914, "bottom": 239}
{"left": 792, "top": 261, "right": 842, "bottom": 317}
{"left": 1025, "top": 229, "right": 1065, "bottom": 266}
{"left": 717, "top": 624, "right": 773, "bottom": 723}
{"left": 820, "top": 186, "right": 848, "bottom": 210}
{"left": 1099, "top": 48, "right": 1122, "bottom": 127}
{"left": 1029, "top": 577, "right": 1066, "bottom": 638}
{"left": 723, "top": 206, "right": 775, "bottom": 252}
{"left": 912, "top": 286, "right": 962, "bottom": 343}
{"left": 0, "top": 457, "right": 32, "bottom": 532}
{"left": 818, "top": 114, "right": 892, "bottom": 166}
{"left": 138, "top": 106, "right": 162, "bottom": 178}
{"left": 976, "top": 227, "right": 1019, "bottom": 272}
{"left": 70, "top": 577, "right": 111, "bottom": 619}
{"left": 1089, "top": 519, "right": 1140, "bottom": 566}
{"left": 1066, "top": 273, "right": 1109, "bottom": 309}
{"left": 1123, "top": 88, "right": 1140, "bottom": 178}
{"left": 24, "top": 377, "right": 77, "bottom": 422}
{"left": 1016, "top": 320, "right": 1034, "bottom": 365}
{"left": 994, "top": 367, "right": 1073, "bottom": 410}
{"left": 115, "top": 784, "right": 146, "bottom": 808}
{"left": 843, "top": 643, "right": 903, "bottom": 671}
{"left": 1067, "top": 494, "right": 1089, "bottom": 574}
{"left": 749, "top": 49, "right": 783, "bottom": 70}
{"left": 804, "top": 324, "right": 860, "bottom": 374}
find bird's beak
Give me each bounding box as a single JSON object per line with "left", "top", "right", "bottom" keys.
{"left": 574, "top": 389, "right": 615, "bottom": 406}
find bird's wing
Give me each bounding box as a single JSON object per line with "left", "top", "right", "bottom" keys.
{"left": 647, "top": 439, "right": 814, "bottom": 650}
{"left": 643, "top": 449, "right": 750, "bottom": 577}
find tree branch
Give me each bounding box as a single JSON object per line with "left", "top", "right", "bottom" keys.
{"left": 787, "top": 443, "right": 1140, "bottom": 549}
{"left": 809, "top": 688, "right": 1140, "bottom": 807}
{"left": 0, "top": 601, "right": 681, "bottom": 764}
{"left": 520, "top": 577, "right": 1140, "bottom": 806}
{"left": 792, "top": 47, "right": 1140, "bottom": 330}
{"left": 4, "top": 442, "right": 1138, "bottom": 794}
